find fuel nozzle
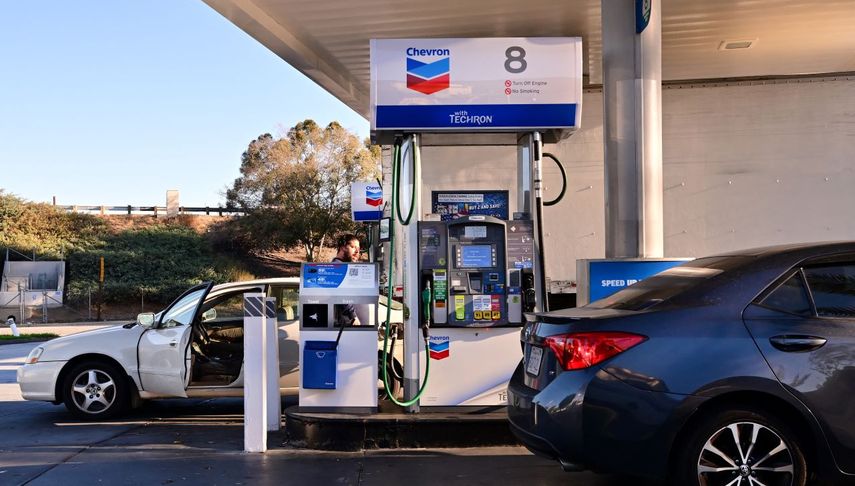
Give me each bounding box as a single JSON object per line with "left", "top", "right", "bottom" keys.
{"left": 421, "top": 280, "right": 432, "bottom": 339}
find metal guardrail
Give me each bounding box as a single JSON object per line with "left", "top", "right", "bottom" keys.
{"left": 58, "top": 205, "right": 245, "bottom": 216}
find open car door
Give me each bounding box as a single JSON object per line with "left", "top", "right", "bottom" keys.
{"left": 137, "top": 282, "right": 213, "bottom": 397}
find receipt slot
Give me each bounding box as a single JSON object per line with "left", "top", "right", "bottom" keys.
{"left": 298, "top": 263, "right": 379, "bottom": 410}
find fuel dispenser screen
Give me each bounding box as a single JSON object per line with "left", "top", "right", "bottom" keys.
{"left": 418, "top": 215, "right": 529, "bottom": 328}
{"left": 458, "top": 245, "right": 495, "bottom": 268}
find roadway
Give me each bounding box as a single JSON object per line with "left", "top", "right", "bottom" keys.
{"left": 0, "top": 341, "right": 650, "bottom": 486}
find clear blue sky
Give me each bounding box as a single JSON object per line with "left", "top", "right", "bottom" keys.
{"left": 0, "top": 0, "right": 369, "bottom": 207}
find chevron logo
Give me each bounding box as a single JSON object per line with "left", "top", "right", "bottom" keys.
{"left": 366, "top": 188, "right": 383, "bottom": 207}
{"left": 406, "top": 57, "right": 450, "bottom": 95}
{"left": 428, "top": 337, "right": 450, "bottom": 360}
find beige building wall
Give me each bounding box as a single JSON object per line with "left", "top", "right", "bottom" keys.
{"left": 401, "top": 77, "right": 855, "bottom": 286}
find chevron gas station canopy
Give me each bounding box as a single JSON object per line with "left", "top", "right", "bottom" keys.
{"left": 202, "top": 0, "right": 855, "bottom": 117}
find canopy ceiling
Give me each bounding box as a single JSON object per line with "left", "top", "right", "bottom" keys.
{"left": 203, "top": 0, "right": 855, "bottom": 117}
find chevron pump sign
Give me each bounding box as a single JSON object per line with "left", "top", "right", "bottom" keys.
{"left": 370, "top": 38, "right": 582, "bottom": 135}
{"left": 351, "top": 181, "right": 383, "bottom": 222}
{"left": 366, "top": 186, "right": 383, "bottom": 207}
{"left": 428, "top": 335, "right": 450, "bottom": 360}
{"left": 406, "top": 49, "right": 450, "bottom": 95}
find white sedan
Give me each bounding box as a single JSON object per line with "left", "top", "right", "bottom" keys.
{"left": 17, "top": 278, "right": 403, "bottom": 419}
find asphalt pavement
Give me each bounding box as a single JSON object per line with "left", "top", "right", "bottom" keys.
{"left": 0, "top": 341, "right": 654, "bottom": 486}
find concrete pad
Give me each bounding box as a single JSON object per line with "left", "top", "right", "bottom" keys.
{"left": 0, "top": 334, "right": 663, "bottom": 486}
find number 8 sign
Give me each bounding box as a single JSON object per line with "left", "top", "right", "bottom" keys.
{"left": 370, "top": 37, "right": 583, "bottom": 133}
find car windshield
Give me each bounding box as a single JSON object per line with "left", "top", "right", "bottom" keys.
{"left": 586, "top": 256, "right": 750, "bottom": 311}
{"left": 160, "top": 287, "right": 207, "bottom": 327}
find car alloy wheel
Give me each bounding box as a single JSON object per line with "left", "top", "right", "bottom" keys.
{"left": 62, "top": 361, "right": 128, "bottom": 419}
{"left": 674, "top": 407, "right": 807, "bottom": 486}
{"left": 698, "top": 421, "right": 795, "bottom": 486}
{"left": 70, "top": 368, "right": 117, "bottom": 414}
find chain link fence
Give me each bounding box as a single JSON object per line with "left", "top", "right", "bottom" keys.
{"left": 3, "top": 286, "right": 161, "bottom": 324}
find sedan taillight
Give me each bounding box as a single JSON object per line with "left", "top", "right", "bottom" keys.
{"left": 544, "top": 332, "right": 646, "bottom": 371}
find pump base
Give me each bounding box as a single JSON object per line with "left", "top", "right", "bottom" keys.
{"left": 284, "top": 405, "right": 517, "bottom": 451}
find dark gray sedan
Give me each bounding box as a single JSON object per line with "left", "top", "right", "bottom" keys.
{"left": 508, "top": 242, "right": 855, "bottom": 486}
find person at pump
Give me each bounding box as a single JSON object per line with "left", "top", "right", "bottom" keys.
{"left": 332, "top": 233, "right": 361, "bottom": 326}
{"left": 332, "top": 233, "right": 360, "bottom": 263}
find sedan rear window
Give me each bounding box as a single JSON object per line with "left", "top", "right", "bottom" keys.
{"left": 586, "top": 256, "right": 748, "bottom": 311}
{"left": 760, "top": 272, "right": 814, "bottom": 316}
{"left": 804, "top": 264, "right": 855, "bottom": 317}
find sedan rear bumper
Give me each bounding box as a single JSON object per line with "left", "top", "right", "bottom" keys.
{"left": 18, "top": 361, "right": 65, "bottom": 401}
{"left": 508, "top": 359, "right": 705, "bottom": 480}
{"left": 507, "top": 361, "right": 589, "bottom": 465}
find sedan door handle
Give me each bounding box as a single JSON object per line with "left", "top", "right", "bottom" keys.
{"left": 169, "top": 340, "right": 178, "bottom": 347}
{"left": 769, "top": 335, "right": 827, "bottom": 352}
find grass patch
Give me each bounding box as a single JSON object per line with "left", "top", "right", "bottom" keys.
{"left": 0, "top": 333, "right": 59, "bottom": 341}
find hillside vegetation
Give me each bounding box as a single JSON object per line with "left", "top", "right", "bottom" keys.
{"left": 0, "top": 191, "right": 256, "bottom": 307}
{"left": 1, "top": 120, "right": 376, "bottom": 312}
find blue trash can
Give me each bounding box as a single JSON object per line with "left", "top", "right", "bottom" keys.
{"left": 303, "top": 341, "right": 337, "bottom": 389}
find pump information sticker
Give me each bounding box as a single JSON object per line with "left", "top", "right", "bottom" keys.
{"left": 454, "top": 295, "right": 466, "bottom": 320}
{"left": 473, "top": 295, "right": 490, "bottom": 312}
{"left": 433, "top": 270, "right": 447, "bottom": 304}
{"left": 370, "top": 38, "right": 582, "bottom": 132}
{"left": 301, "top": 264, "right": 376, "bottom": 290}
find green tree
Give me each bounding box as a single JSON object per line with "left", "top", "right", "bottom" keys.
{"left": 226, "top": 120, "right": 380, "bottom": 261}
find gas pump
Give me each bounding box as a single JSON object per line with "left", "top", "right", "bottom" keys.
{"left": 370, "top": 37, "right": 582, "bottom": 410}
{"left": 298, "top": 262, "right": 379, "bottom": 410}
{"left": 414, "top": 215, "right": 535, "bottom": 406}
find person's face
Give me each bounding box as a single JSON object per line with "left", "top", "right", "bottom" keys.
{"left": 340, "top": 239, "right": 360, "bottom": 262}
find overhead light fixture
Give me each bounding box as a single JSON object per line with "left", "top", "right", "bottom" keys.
{"left": 718, "top": 39, "right": 757, "bottom": 50}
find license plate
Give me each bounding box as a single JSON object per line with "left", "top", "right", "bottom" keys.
{"left": 526, "top": 346, "right": 543, "bottom": 376}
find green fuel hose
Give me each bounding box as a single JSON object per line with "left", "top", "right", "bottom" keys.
{"left": 382, "top": 138, "right": 430, "bottom": 408}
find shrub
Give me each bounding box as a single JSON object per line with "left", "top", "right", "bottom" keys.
{"left": 1, "top": 191, "right": 255, "bottom": 307}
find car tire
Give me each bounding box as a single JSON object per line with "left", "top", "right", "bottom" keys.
{"left": 672, "top": 407, "right": 807, "bottom": 486}
{"left": 378, "top": 356, "right": 403, "bottom": 400}
{"left": 62, "top": 361, "right": 129, "bottom": 420}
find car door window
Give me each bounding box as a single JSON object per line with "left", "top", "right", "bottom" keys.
{"left": 759, "top": 271, "right": 814, "bottom": 316}
{"left": 204, "top": 291, "right": 251, "bottom": 319}
{"left": 270, "top": 286, "right": 300, "bottom": 322}
{"left": 160, "top": 288, "right": 207, "bottom": 328}
{"left": 803, "top": 264, "right": 855, "bottom": 317}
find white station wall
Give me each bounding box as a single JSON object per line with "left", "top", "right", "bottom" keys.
{"left": 410, "top": 77, "right": 855, "bottom": 284}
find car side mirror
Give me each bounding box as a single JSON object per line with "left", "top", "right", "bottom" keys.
{"left": 137, "top": 312, "right": 156, "bottom": 328}
{"left": 201, "top": 308, "right": 217, "bottom": 322}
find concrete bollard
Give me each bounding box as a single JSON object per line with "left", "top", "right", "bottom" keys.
{"left": 243, "top": 293, "right": 268, "bottom": 452}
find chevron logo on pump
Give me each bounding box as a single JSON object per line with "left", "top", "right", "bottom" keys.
{"left": 365, "top": 185, "right": 383, "bottom": 207}
{"left": 429, "top": 335, "right": 450, "bottom": 360}
{"left": 406, "top": 47, "right": 450, "bottom": 95}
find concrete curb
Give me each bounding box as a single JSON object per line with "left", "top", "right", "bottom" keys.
{"left": 284, "top": 406, "right": 518, "bottom": 451}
